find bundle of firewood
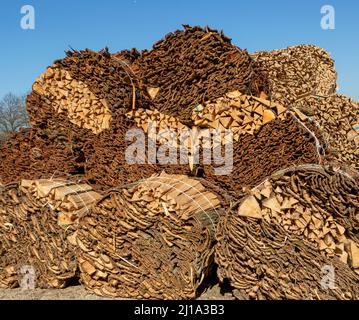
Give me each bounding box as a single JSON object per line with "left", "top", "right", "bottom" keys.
{"left": 0, "top": 128, "right": 85, "bottom": 185}
{"left": 136, "top": 25, "right": 269, "bottom": 123}
{"left": 294, "top": 95, "right": 359, "bottom": 170}
{"left": 228, "top": 165, "right": 359, "bottom": 270}
{"left": 77, "top": 173, "right": 224, "bottom": 299}
{"left": 216, "top": 207, "right": 359, "bottom": 300}
{"left": 252, "top": 45, "right": 337, "bottom": 105}
{"left": 0, "top": 179, "right": 101, "bottom": 288}
{"left": 192, "top": 91, "right": 287, "bottom": 140}
{"left": 129, "top": 91, "right": 322, "bottom": 196}
{"left": 27, "top": 48, "right": 150, "bottom": 135}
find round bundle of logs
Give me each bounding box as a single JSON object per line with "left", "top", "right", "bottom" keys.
{"left": 135, "top": 25, "right": 269, "bottom": 123}
{"left": 294, "top": 94, "right": 359, "bottom": 170}
{"left": 76, "top": 173, "right": 225, "bottom": 299}
{"left": 216, "top": 206, "right": 359, "bottom": 300}
{"left": 27, "top": 48, "right": 151, "bottom": 135}
{"left": 0, "top": 179, "right": 101, "bottom": 289}
{"left": 228, "top": 165, "right": 359, "bottom": 271}
{"left": 0, "top": 128, "right": 86, "bottom": 185}
{"left": 252, "top": 45, "right": 337, "bottom": 105}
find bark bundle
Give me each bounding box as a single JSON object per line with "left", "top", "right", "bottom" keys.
{"left": 230, "top": 165, "right": 359, "bottom": 269}
{"left": 203, "top": 114, "right": 324, "bottom": 198}
{"left": 0, "top": 128, "right": 85, "bottom": 185}
{"left": 136, "top": 25, "right": 269, "bottom": 123}
{"left": 83, "top": 114, "right": 191, "bottom": 190}
{"left": 77, "top": 173, "right": 224, "bottom": 299}
{"left": 0, "top": 184, "right": 23, "bottom": 288}
{"left": 27, "top": 48, "right": 150, "bottom": 135}
{"left": 294, "top": 95, "right": 359, "bottom": 170}
{"left": 0, "top": 179, "right": 101, "bottom": 288}
{"left": 252, "top": 45, "right": 337, "bottom": 105}
{"left": 216, "top": 209, "right": 359, "bottom": 300}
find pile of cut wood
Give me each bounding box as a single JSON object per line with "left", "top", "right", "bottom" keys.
{"left": 0, "top": 179, "right": 100, "bottom": 288}
{"left": 0, "top": 25, "right": 358, "bottom": 300}
{"left": 252, "top": 45, "right": 337, "bottom": 105}
{"left": 77, "top": 173, "right": 224, "bottom": 299}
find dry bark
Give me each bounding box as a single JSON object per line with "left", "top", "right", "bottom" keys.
{"left": 77, "top": 173, "right": 225, "bottom": 299}
{"left": 0, "top": 179, "right": 101, "bottom": 289}
{"left": 252, "top": 45, "right": 337, "bottom": 105}
{"left": 136, "top": 25, "right": 269, "bottom": 124}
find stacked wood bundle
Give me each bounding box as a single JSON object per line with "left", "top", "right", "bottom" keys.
{"left": 192, "top": 91, "right": 287, "bottom": 140}
{"left": 27, "top": 48, "right": 150, "bottom": 135}
{"left": 228, "top": 165, "right": 359, "bottom": 272}
{"left": 77, "top": 173, "right": 224, "bottom": 299}
{"left": 0, "top": 128, "right": 85, "bottom": 185}
{"left": 216, "top": 206, "right": 359, "bottom": 300}
{"left": 136, "top": 25, "right": 269, "bottom": 123}
{"left": 0, "top": 179, "right": 101, "bottom": 289}
{"left": 127, "top": 94, "right": 323, "bottom": 197}
{"left": 203, "top": 114, "right": 324, "bottom": 198}
{"left": 0, "top": 184, "right": 23, "bottom": 288}
{"left": 127, "top": 108, "right": 188, "bottom": 149}
{"left": 252, "top": 45, "right": 337, "bottom": 105}
{"left": 294, "top": 95, "right": 359, "bottom": 170}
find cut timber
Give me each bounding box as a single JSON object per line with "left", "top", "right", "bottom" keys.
{"left": 191, "top": 91, "right": 288, "bottom": 141}
{"left": 262, "top": 110, "right": 276, "bottom": 124}
{"left": 32, "top": 67, "right": 112, "bottom": 134}
{"left": 349, "top": 241, "right": 359, "bottom": 269}
{"left": 147, "top": 87, "right": 160, "bottom": 100}
{"left": 238, "top": 196, "right": 262, "bottom": 219}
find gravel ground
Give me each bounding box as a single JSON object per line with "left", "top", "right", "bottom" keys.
{"left": 0, "top": 285, "right": 236, "bottom": 300}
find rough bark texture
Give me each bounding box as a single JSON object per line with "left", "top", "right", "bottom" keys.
{"left": 294, "top": 95, "right": 359, "bottom": 170}
{"left": 77, "top": 173, "right": 225, "bottom": 299}
{"left": 0, "top": 180, "right": 101, "bottom": 289}
{"left": 252, "top": 45, "right": 337, "bottom": 105}
{"left": 136, "top": 25, "right": 269, "bottom": 124}
{"left": 0, "top": 128, "right": 85, "bottom": 185}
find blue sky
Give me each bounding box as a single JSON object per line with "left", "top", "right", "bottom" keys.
{"left": 0, "top": 0, "right": 358, "bottom": 100}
